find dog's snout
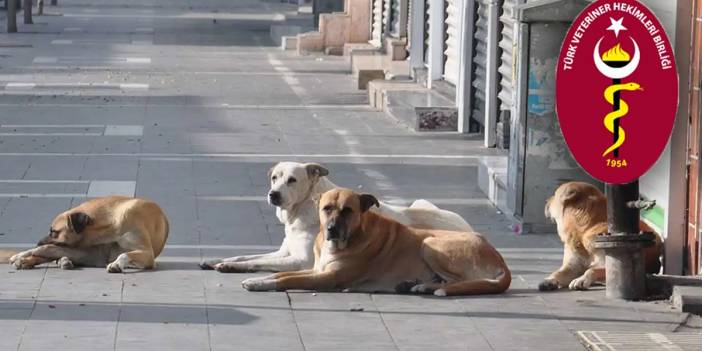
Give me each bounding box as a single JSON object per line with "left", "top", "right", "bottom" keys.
{"left": 37, "top": 237, "right": 49, "bottom": 246}
{"left": 268, "top": 191, "right": 282, "bottom": 205}
{"left": 326, "top": 222, "right": 340, "bottom": 240}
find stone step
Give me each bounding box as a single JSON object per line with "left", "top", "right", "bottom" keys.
{"left": 270, "top": 25, "right": 312, "bottom": 48}
{"left": 478, "top": 155, "right": 510, "bottom": 215}
{"left": 343, "top": 42, "right": 377, "bottom": 57}
{"left": 367, "top": 79, "right": 424, "bottom": 110}
{"left": 350, "top": 49, "right": 410, "bottom": 79}
{"left": 384, "top": 90, "right": 458, "bottom": 132}
{"left": 673, "top": 285, "right": 702, "bottom": 315}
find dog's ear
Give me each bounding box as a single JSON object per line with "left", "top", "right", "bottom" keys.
{"left": 267, "top": 165, "right": 275, "bottom": 180}
{"left": 561, "top": 188, "right": 581, "bottom": 205}
{"left": 305, "top": 163, "right": 329, "bottom": 178}
{"left": 68, "top": 212, "right": 92, "bottom": 234}
{"left": 359, "top": 193, "right": 380, "bottom": 213}
{"left": 544, "top": 196, "right": 553, "bottom": 220}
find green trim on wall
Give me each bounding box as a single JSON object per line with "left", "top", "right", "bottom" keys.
{"left": 642, "top": 205, "right": 665, "bottom": 233}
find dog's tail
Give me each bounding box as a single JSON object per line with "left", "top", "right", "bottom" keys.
{"left": 410, "top": 199, "right": 439, "bottom": 210}
{"left": 0, "top": 250, "right": 17, "bottom": 264}
{"left": 436, "top": 260, "right": 512, "bottom": 296}
{"left": 408, "top": 199, "right": 473, "bottom": 232}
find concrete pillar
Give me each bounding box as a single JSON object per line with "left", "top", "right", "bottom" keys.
{"left": 483, "top": 0, "right": 500, "bottom": 146}
{"left": 508, "top": 0, "right": 592, "bottom": 232}
{"left": 427, "top": 0, "right": 445, "bottom": 87}
{"left": 7, "top": 0, "right": 17, "bottom": 33}
{"left": 457, "top": 0, "right": 476, "bottom": 133}
{"left": 23, "top": 0, "right": 32, "bottom": 24}
{"left": 409, "top": 0, "right": 426, "bottom": 71}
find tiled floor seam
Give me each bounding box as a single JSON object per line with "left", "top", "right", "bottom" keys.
{"left": 286, "top": 292, "right": 308, "bottom": 351}
{"left": 450, "top": 297, "right": 497, "bottom": 351}
{"left": 112, "top": 280, "right": 125, "bottom": 351}
{"left": 370, "top": 294, "right": 402, "bottom": 351}
{"left": 14, "top": 267, "right": 50, "bottom": 351}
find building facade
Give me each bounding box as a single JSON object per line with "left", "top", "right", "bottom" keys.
{"left": 299, "top": 0, "right": 701, "bottom": 275}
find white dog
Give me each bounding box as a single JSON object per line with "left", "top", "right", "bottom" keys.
{"left": 199, "top": 162, "right": 473, "bottom": 273}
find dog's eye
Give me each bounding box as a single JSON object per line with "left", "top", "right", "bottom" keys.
{"left": 49, "top": 229, "right": 58, "bottom": 238}
{"left": 271, "top": 175, "right": 277, "bottom": 182}
{"left": 341, "top": 207, "right": 352, "bottom": 214}
{"left": 287, "top": 177, "right": 296, "bottom": 185}
{"left": 322, "top": 205, "right": 334, "bottom": 213}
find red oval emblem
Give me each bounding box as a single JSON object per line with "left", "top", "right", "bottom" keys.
{"left": 556, "top": 0, "right": 678, "bottom": 184}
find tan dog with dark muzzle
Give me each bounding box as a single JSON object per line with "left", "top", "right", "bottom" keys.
{"left": 242, "top": 188, "right": 511, "bottom": 296}
{"left": 9, "top": 196, "right": 169, "bottom": 273}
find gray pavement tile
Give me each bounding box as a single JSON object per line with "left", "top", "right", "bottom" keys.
{"left": 18, "top": 320, "right": 117, "bottom": 351}
{"left": 87, "top": 180, "right": 136, "bottom": 197}
{"left": 115, "top": 322, "right": 210, "bottom": 351}
{"left": 20, "top": 157, "right": 88, "bottom": 181}
{"left": 82, "top": 157, "right": 139, "bottom": 180}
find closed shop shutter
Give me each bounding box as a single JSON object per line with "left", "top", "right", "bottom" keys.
{"left": 383, "top": 0, "right": 391, "bottom": 36}
{"left": 498, "top": 0, "right": 516, "bottom": 113}
{"left": 443, "top": 0, "right": 461, "bottom": 85}
{"left": 424, "top": 0, "right": 431, "bottom": 64}
{"left": 390, "top": 0, "right": 401, "bottom": 37}
{"left": 470, "top": 0, "right": 488, "bottom": 124}
{"left": 371, "top": 0, "right": 384, "bottom": 45}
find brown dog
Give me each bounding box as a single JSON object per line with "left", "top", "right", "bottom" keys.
{"left": 540, "top": 181, "right": 663, "bottom": 291}
{"left": 9, "top": 196, "right": 169, "bottom": 273}
{"left": 242, "top": 188, "right": 511, "bottom": 296}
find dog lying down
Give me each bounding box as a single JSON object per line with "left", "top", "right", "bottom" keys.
{"left": 9, "top": 196, "right": 169, "bottom": 273}
{"left": 540, "top": 181, "right": 663, "bottom": 291}
{"left": 242, "top": 188, "right": 511, "bottom": 296}
{"left": 201, "top": 162, "right": 474, "bottom": 273}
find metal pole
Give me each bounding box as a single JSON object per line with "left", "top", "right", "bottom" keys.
{"left": 613, "top": 78, "right": 621, "bottom": 158}
{"left": 595, "top": 181, "right": 655, "bottom": 300}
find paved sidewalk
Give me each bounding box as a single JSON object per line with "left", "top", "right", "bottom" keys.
{"left": 0, "top": 1, "right": 695, "bottom": 350}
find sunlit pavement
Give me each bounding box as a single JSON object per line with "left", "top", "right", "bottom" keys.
{"left": 0, "top": 1, "right": 692, "bottom": 350}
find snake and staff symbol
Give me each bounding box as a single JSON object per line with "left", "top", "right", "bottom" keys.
{"left": 593, "top": 18, "right": 642, "bottom": 158}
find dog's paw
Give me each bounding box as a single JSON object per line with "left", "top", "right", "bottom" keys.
{"left": 242, "top": 277, "right": 275, "bottom": 291}
{"left": 11, "top": 256, "right": 35, "bottom": 270}
{"left": 394, "top": 279, "right": 421, "bottom": 294}
{"left": 538, "top": 279, "right": 560, "bottom": 291}
{"left": 199, "top": 259, "right": 221, "bottom": 270}
{"left": 106, "top": 262, "right": 123, "bottom": 273}
{"left": 214, "top": 262, "right": 251, "bottom": 273}
{"left": 9, "top": 250, "right": 32, "bottom": 267}
{"left": 433, "top": 289, "right": 447, "bottom": 297}
{"left": 568, "top": 276, "right": 592, "bottom": 291}
{"left": 410, "top": 284, "right": 435, "bottom": 295}
{"left": 58, "top": 257, "right": 74, "bottom": 270}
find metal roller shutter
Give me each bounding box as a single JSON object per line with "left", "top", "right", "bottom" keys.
{"left": 390, "top": 0, "right": 401, "bottom": 37}
{"left": 498, "top": 0, "right": 516, "bottom": 113}
{"left": 443, "top": 0, "right": 461, "bottom": 85}
{"left": 424, "top": 0, "right": 430, "bottom": 64}
{"left": 383, "top": 0, "right": 391, "bottom": 36}
{"left": 471, "top": 0, "right": 488, "bottom": 124}
{"left": 371, "top": 0, "right": 384, "bottom": 45}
